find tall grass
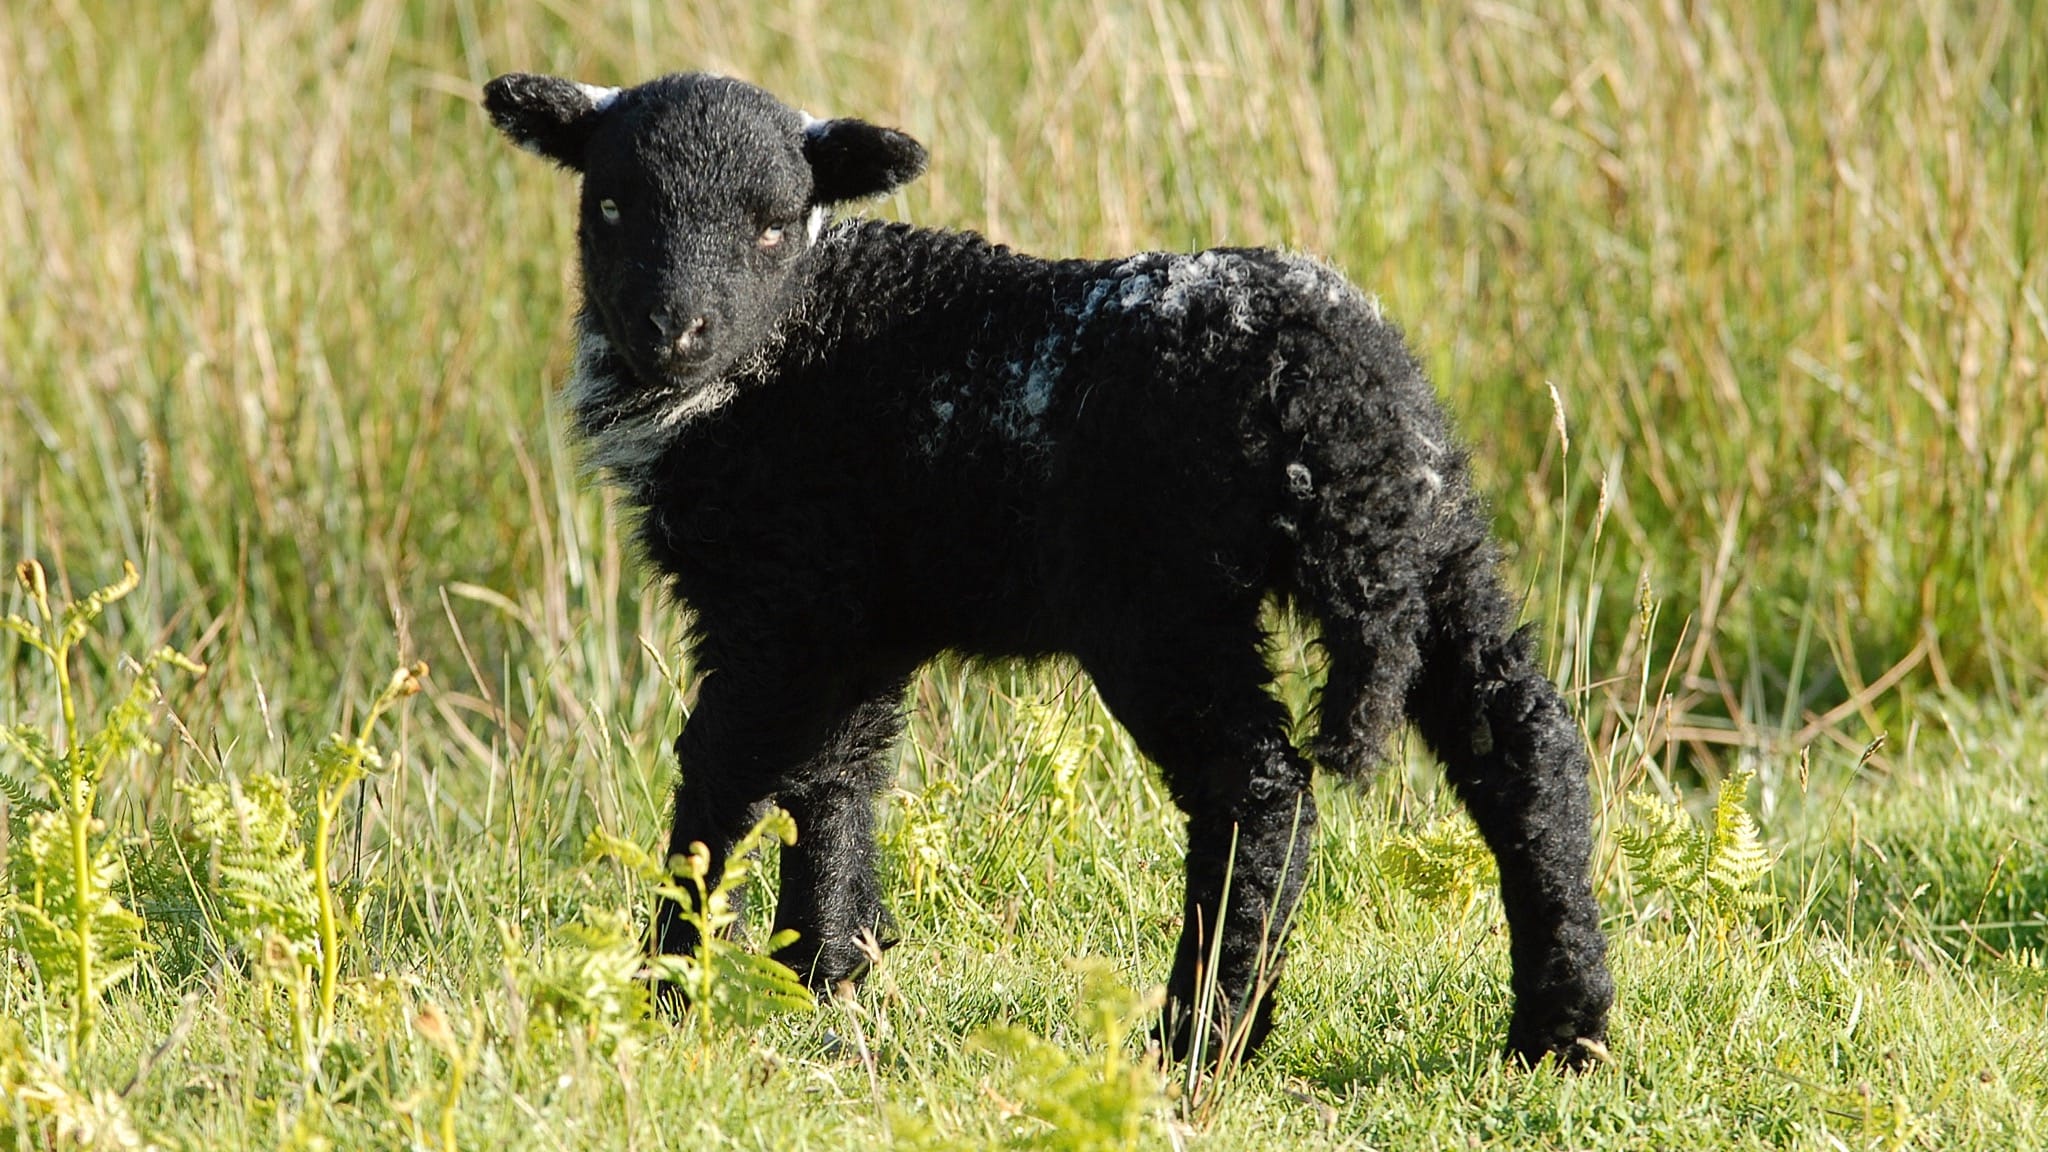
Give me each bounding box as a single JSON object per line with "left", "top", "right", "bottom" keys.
{"left": 4, "top": 1, "right": 2042, "bottom": 776}
{"left": 2, "top": 2, "right": 2045, "bottom": 1149}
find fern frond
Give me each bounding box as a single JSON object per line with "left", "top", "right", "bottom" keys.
{"left": 0, "top": 724, "right": 59, "bottom": 776}
{"left": 628, "top": 807, "right": 813, "bottom": 1028}
{"left": 958, "top": 964, "right": 1160, "bottom": 1151}
{"left": 1380, "top": 815, "right": 1497, "bottom": 905}
{"left": 71, "top": 670, "right": 166, "bottom": 783}
{"left": 1618, "top": 772, "right": 1778, "bottom": 921}
{"left": 181, "top": 773, "right": 321, "bottom": 968}
{"left": 55, "top": 562, "right": 140, "bottom": 653}
{"left": 309, "top": 733, "right": 381, "bottom": 797}
{"left": 582, "top": 827, "right": 665, "bottom": 882}
{"left": 732, "top": 805, "right": 800, "bottom": 855}
{"left": 0, "top": 726, "right": 55, "bottom": 813}
{"left": 2, "top": 558, "right": 199, "bottom": 1064}
{"left": 702, "top": 947, "right": 816, "bottom": 1026}
{"left": 505, "top": 908, "right": 652, "bottom": 1051}
{"left": 1615, "top": 791, "right": 1704, "bottom": 890}
{"left": 7, "top": 811, "right": 151, "bottom": 1000}
{"left": 1705, "top": 770, "right": 1777, "bottom": 909}
{"left": 1, "top": 612, "right": 47, "bottom": 652}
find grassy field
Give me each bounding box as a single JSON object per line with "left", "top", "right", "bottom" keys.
{"left": 2, "top": 0, "right": 2045, "bottom": 1148}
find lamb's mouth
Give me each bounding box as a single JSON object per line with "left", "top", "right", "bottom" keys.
{"left": 620, "top": 333, "right": 746, "bottom": 395}
{"left": 558, "top": 328, "right": 740, "bottom": 475}
{"left": 581, "top": 371, "right": 732, "bottom": 434}
{"left": 566, "top": 376, "right": 739, "bottom": 476}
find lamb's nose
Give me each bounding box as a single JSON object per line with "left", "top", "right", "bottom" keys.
{"left": 652, "top": 312, "right": 712, "bottom": 357}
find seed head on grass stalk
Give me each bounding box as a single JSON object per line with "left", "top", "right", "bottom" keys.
{"left": 2, "top": 558, "right": 203, "bottom": 1066}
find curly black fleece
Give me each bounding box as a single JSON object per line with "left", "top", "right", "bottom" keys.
{"left": 486, "top": 71, "right": 1611, "bottom": 1067}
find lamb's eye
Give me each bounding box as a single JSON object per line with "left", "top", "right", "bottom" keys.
{"left": 757, "top": 224, "right": 786, "bottom": 248}
{"left": 599, "top": 198, "right": 621, "bottom": 224}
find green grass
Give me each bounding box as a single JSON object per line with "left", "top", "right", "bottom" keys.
{"left": 3, "top": 1, "right": 2045, "bottom": 1148}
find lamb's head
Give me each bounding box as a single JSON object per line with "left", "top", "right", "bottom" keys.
{"left": 485, "top": 71, "right": 926, "bottom": 404}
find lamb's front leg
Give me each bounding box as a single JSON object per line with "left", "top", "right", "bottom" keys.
{"left": 770, "top": 685, "right": 912, "bottom": 992}
{"left": 652, "top": 662, "right": 849, "bottom": 967}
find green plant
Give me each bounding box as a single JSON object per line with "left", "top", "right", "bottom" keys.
{"left": 1616, "top": 768, "right": 1777, "bottom": 924}
{"left": 305, "top": 662, "right": 425, "bottom": 1041}
{"left": 179, "top": 661, "right": 425, "bottom": 1060}
{"left": 408, "top": 999, "right": 480, "bottom": 1152}
{"left": 1012, "top": 695, "right": 1099, "bottom": 830}
{"left": 1, "top": 1018, "right": 151, "bottom": 1151}
{"left": 500, "top": 906, "right": 651, "bottom": 1055}
{"left": 941, "top": 960, "right": 1163, "bottom": 1151}
{"left": 179, "top": 770, "right": 323, "bottom": 1062}
{"left": 889, "top": 778, "right": 960, "bottom": 904}
{"left": 2, "top": 560, "right": 201, "bottom": 1064}
{"left": 1380, "top": 812, "right": 1500, "bottom": 911}
{"left": 585, "top": 808, "right": 815, "bottom": 1029}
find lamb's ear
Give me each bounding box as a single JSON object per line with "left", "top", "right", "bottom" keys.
{"left": 802, "top": 117, "right": 928, "bottom": 204}
{"left": 484, "top": 73, "right": 622, "bottom": 171}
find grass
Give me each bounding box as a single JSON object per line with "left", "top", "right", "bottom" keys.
{"left": 2, "top": 0, "right": 2045, "bottom": 1148}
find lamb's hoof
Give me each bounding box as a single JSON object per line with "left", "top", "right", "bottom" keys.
{"left": 648, "top": 971, "right": 691, "bottom": 1019}
{"left": 1156, "top": 993, "right": 1277, "bottom": 1067}
{"left": 779, "top": 926, "right": 900, "bottom": 997}
{"left": 1505, "top": 958, "right": 1614, "bottom": 1071}
{"left": 1506, "top": 1028, "right": 1613, "bottom": 1072}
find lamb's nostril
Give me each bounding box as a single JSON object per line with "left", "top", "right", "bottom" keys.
{"left": 651, "top": 313, "right": 713, "bottom": 360}
{"left": 673, "top": 315, "right": 710, "bottom": 355}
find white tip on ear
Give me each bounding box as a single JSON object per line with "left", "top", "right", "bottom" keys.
{"left": 799, "top": 110, "right": 827, "bottom": 138}
{"left": 576, "top": 83, "right": 623, "bottom": 112}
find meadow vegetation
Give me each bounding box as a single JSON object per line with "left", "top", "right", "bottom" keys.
{"left": 2, "top": 1, "right": 2044, "bottom": 1147}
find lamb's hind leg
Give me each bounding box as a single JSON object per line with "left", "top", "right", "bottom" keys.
{"left": 1082, "top": 627, "right": 1317, "bottom": 1063}
{"left": 1409, "top": 543, "right": 1613, "bottom": 1067}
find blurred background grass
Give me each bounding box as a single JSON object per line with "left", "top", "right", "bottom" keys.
{"left": 4, "top": 0, "right": 2042, "bottom": 788}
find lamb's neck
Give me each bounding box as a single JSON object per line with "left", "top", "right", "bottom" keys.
{"left": 795, "top": 220, "right": 1040, "bottom": 345}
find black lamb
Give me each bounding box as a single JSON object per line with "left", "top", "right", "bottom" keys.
{"left": 484, "top": 70, "right": 1612, "bottom": 1068}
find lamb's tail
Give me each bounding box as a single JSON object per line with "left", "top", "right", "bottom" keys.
{"left": 1274, "top": 320, "right": 1486, "bottom": 780}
